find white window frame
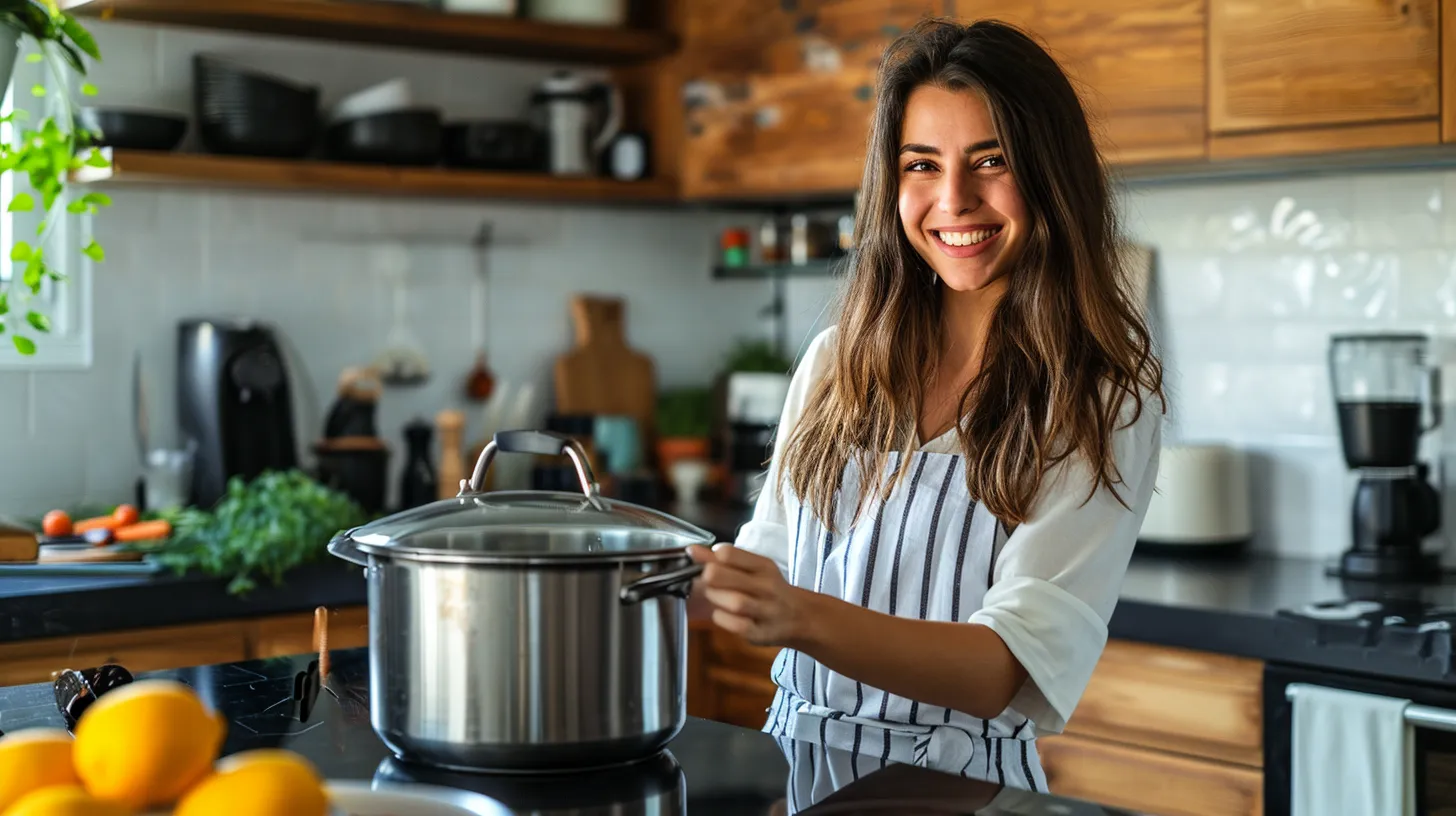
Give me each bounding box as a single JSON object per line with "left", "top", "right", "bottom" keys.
{"left": 0, "top": 36, "right": 95, "bottom": 370}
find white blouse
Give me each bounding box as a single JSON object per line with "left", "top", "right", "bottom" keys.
{"left": 734, "top": 326, "right": 1163, "bottom": 735}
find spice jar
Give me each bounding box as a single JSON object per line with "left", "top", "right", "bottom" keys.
{"left": 760, "top": 219, "right": 784, "bottom": 264}
{"left": 720, "top": 228, "right": 750, "bottom": 267}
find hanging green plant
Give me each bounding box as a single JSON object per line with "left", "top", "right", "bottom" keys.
{"left": 0, "top": 0, "right": 106, "bottom": 356}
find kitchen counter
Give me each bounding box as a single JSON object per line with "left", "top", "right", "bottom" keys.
{"left": 2, "top": 497, "right": 1452, "bottom": 686}
{"left": 0, "top": 647, "right": 1133, "bottom": 815}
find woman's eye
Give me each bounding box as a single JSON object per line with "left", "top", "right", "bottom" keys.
{"left": 977, "top": 154, "right": 1007, "bottom": 169}
{"left": 904, "top": 159, "right": 935, "bottom": 173}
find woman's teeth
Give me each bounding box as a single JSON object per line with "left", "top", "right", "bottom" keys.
{"left": 935, "top": 227, "right": 1001, "bottom": 246}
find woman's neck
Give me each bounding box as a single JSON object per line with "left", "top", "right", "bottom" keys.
{"left": 938, "top": 279, "right": 1007, "bottom": 367}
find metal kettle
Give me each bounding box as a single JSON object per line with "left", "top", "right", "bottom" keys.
{"left": 530, "top": 71, "right": 622, "bottom": 176}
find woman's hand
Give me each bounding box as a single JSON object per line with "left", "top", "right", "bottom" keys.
{"left": 688, "top": 544, "right": 817, "bottom": 649}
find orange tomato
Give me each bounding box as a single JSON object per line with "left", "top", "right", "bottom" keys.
{"left": 112, "top": 504, "right": 139, "bottom": 526}
{"left": 42, "top": 510, "right": 71, "bottom": 538}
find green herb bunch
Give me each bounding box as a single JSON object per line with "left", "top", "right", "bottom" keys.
{"left": 152, "top": 470, "right": 371, "bottom": 596}
{"left": 0, "top": 0, "right": 109, "bottom": 355}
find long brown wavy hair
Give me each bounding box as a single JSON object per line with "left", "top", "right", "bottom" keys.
{"left": 779, "top": 17, "right": 1164, "bottom": 530}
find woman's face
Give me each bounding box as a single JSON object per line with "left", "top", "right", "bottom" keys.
{"left": 896, "top": 85, "right": 1030, "bottom": 293}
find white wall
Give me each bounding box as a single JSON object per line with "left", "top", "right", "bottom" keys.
{"left": 0, "top": 21, "right": 774, "bottom": 515}
{"left": 785, "top": 168, "right": 1456, "bottom": 561}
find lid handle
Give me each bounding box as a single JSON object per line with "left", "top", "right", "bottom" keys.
{"left": 462, "top": 429, "right": 600, "bottom": 501}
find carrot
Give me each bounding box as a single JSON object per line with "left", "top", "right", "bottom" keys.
{"left": 73, "top": 514, "right": 123, "bottom": 534}
{"left": 113, "top": 519, "right": 172, "bottom": 543}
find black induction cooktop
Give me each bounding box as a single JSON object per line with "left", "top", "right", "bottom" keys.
{"left": 0, "top": 648, "right": 1134, "bottom": 815}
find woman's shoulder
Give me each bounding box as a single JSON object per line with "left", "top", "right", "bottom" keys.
{"left": 789, "top": 324, "right": 840, "bottom": 387}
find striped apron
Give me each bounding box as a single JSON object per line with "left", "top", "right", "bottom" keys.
{"left": 762, "top": 450, "right": 1048, "bottom": 794}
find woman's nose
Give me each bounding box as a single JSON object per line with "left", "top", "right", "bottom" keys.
{"left": 937, "top": 168, "right": 980, "bottom": 215}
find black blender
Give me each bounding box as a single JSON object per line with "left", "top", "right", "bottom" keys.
{"left": 1329, "top": 333, "right": 1443, "bottom": 581}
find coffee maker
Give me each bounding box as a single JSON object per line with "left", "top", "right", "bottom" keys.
{"left": 178, "top": 319, "right": 299, "bottom": 508}
{"left": 1329, "top": 333, "right": 1442, "bottom": 581}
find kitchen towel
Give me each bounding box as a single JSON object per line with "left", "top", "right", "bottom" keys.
{"left": 1290, "top": 682, "right": 1414, "bottom": 816}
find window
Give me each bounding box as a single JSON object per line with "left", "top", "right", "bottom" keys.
{"left": 0, "top": 36, "right": 95, "bottom": 370}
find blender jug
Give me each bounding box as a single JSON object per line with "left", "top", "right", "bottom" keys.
{"left": 1329, "top": 334, "right": 1440, "bottom": 469}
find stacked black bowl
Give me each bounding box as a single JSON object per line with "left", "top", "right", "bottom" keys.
{"left": 193, "top": 54, "right": 320, "bottom": 158}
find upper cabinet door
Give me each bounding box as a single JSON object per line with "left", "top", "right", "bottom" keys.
{"left": 679, "top": 0, "right": 937, "bottom": 200}
{"left": 1209, "top": 0, "right": 1440, "bottom": 133}
{"left": 953, "top": 1, "right": 1207, "bottom": 166}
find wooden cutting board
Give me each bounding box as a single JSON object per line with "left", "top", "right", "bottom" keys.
{"left": 553, "top": 295, "right": 656, "bottom": 440}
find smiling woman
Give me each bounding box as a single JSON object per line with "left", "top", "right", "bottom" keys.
{"left": 691, "top": 17, "right": 1167, "bottom": 799}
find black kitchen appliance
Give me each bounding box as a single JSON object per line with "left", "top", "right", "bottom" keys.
{"left": 178, "top": 319, "right": 298, "bottom": 508}
{"left": 1329, "top": 333, "right": 1443, "bottom": 581}
{"left": 1266, "top": 598, "right": 1456, "bottom": 815}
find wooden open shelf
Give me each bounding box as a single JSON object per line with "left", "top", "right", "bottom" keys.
{"left": 72, "top": 149, "right": 680, "bottom": 203}
{"left": 62, "top": 0, "right": 677, "bottom": 65}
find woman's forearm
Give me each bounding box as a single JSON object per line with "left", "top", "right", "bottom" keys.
{"left": 790, "top": 589, "right": 1027, "bottom": 721}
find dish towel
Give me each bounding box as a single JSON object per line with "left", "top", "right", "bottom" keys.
{"left": 1290, "top": 682, "right": 1414, "bottom": 816}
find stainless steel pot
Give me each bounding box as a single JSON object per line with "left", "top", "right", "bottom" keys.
{"left": 328, "top": 429, "right": 714, "bottom": 773}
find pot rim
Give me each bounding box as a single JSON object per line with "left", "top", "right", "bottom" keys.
{"left": 343, "top": 537, "right": 700, "bottom": 568}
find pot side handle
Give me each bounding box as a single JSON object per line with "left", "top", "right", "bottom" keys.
{"left": 619, "top": 563, "right": 705, "bottom": 605}
{"left": 328, "top": 531, "right": 370, "bottom": 567}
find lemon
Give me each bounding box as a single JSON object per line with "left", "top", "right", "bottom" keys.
{"left": 3, "top": 785, "right": 130, "bottom": 816}
{"left": 72, "top": 679, "right": 226, "bottom": 810}
{"left": 174, "top": 749, "right": 329, "bottom": 816}
{"left": 0, "top": 728, "right": 82, "bottom": 812}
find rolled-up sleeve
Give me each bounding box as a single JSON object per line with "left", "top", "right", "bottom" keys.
{"left": 966, "top": 396, "right": 1163, "bottom": 735}
{"left": 732, "top": 326, "right": 840, "bottom": 577}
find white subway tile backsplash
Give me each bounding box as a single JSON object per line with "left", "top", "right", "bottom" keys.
{"left": 1352, "top": 171, "right": 1443, "bottom": 248}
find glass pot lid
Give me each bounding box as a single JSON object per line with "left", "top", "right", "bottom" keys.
{"left": 334, "top": 430, "right": 715, "bottom": 564}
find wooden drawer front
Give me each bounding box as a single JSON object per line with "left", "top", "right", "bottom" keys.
{"left": 0, "top": 621, "right": 249, "bottom": 688}
{"left": 707, "top": 666, "right": 779, "bottom": 730}
{"left": 1040, "top": 733, "right": 1264, "bottom": 816}
{"left": 706, "top": 628, "right": 779, "bottom": 674}
{"left": 246, "top": 606, "right": 370, "bottom": 660}
{"left": 1067, "top": 639, "right": 1263, "bottom": 767}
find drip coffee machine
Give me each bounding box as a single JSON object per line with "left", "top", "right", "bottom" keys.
{"left": 1329, "top": 333, "right": 1443, "bottom": 581}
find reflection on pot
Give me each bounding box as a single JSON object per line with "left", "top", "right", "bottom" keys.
{"left": 372, "top": 749, "right": 686, "bottom": 816}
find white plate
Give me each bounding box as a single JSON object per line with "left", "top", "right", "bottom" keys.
{"left": 327, "top": 780, "right": 507, "bottom": 816}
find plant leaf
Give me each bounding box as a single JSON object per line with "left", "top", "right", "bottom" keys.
{"left": 25, "top": 311, "right": 49, "bottom": 333}
{"left": 23, "top": 260, "right": 43, "bottom": 292}
{"left": 24, "top": 53, "right": 40, "bottom": 64}
{"left": 12, "top": 335, "right": 35, "bottom": 355}
{"left": 29, "top": 84, "right": 44, "bottom": 98}
{"left": 0, "top": 293, "right": 8, "bottom": 316}
{"left": 82, "top": 239, "right": 103, "bottom": 262}
{"left": 81, "top": 192, "right": 110, "bottom": 207}
{"left": 66, "top": 199, "right": 86, "bottom": 214}
{"left": 84, "top": 148, "right": 108, "bottom": 168}
{"left": 80, "top": 82, "right": 97, "bottom": 97}
{"left": 11, "top": 242, "right": 31, "bottom": 262}
{"left": 60, "top": 15, "right": 101, "bottom": 61}
{"left": 7, "top": 193, "right": 33, "bottom": 212}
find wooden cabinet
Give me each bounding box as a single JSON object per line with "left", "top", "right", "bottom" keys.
{"left": 1209, "top": 0, "right": 1441, "bottom": 157}
{"left": 0, "top": 606, "right": 370, "bottom": 688}
{"left": 1039, "top": 732, "right": 1265, "bottom": 816}
{"left": 952, "top": 0, "right": 1208, "bottom": 165}
{"left": 679, "top": 0, "right": 936, "bottom": 199}
{"left": 0, "top": 621, "right": 250, "bottom": 688}
{"left": 1061, "top": 639, "right": 1263, "bottom": 767}
{"left": 687, "top": 633, "right": 1267, "bottom": 816}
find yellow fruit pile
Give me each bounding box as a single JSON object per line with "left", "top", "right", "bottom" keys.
{"left": 0, "top": 679, "right": 332, "bottom": 816}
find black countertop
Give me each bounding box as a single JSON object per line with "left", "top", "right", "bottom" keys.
{"left": 0, "top": 648, "right": 1132, "bottom": 815}
{"left": 3, "top": 497, "right": 1453, "bottom": 688}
